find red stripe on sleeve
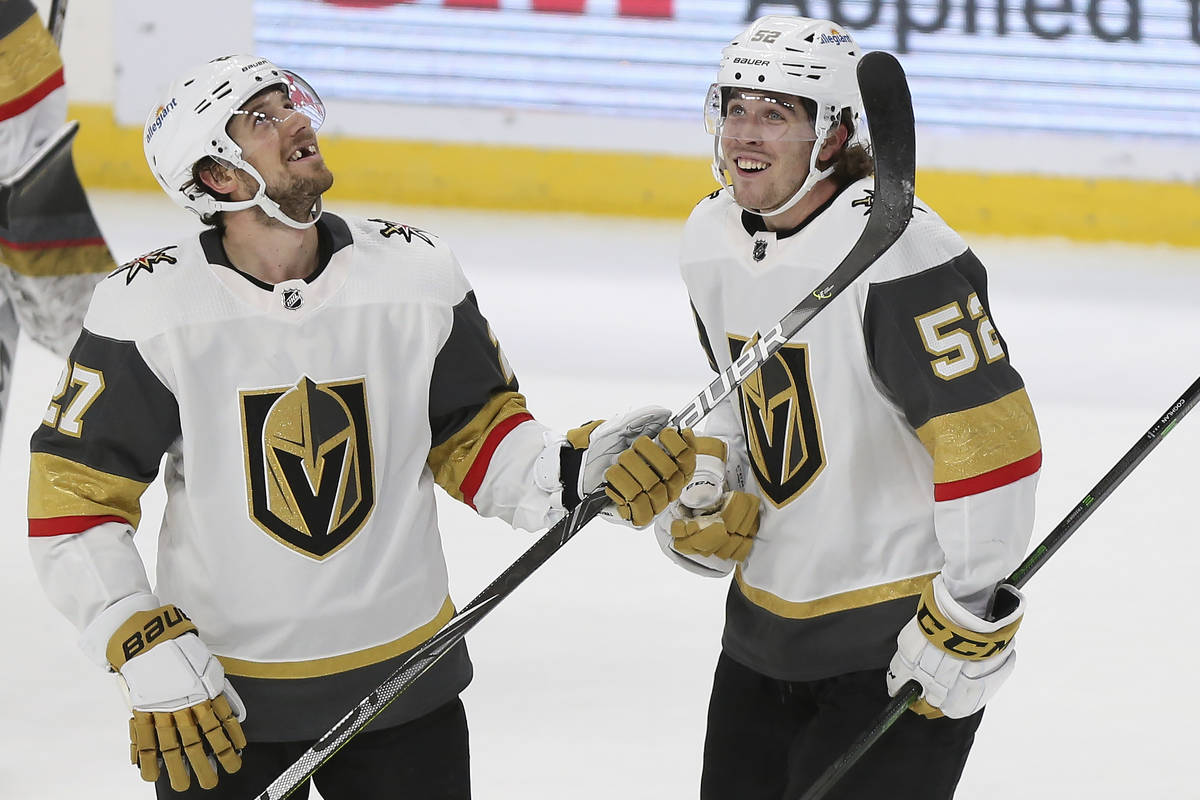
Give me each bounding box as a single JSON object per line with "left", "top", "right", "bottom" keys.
{"left": 0, "top": 233, "right": 109, "bottom": 250}
{"left": 459, "top": 412, "right": 534, "bottom": 510}
{"left": 934, "top": 450, "right": 1042, "bottom": 502}
{"left": 29, "top": 514, "right": 129, "bottom": 537}
{"left": 0, "top": 68, "right": 65, "bottom": 122}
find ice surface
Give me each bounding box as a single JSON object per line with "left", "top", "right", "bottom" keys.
{"left": 2, "top": 191, "right": 1196, "bottom": 799}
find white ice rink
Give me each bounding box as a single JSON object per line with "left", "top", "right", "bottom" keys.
{"left": 2, "top": 190, "right": 1197, "bottom": 799}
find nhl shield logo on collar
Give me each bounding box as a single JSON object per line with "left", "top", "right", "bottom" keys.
{"left": 752, "top": 240, "right": 768, "bottom": 262}
{"left": 281, "top": 287, "right": 304, "bottom": 310}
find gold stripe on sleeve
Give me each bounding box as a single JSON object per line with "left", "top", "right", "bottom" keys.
{"left": 915, "top": 388, "right": 1041, "bottom": 485}
{"left": 427, "top": 391, "right": 531, "bottom": 503}
{"left": 0, "top": 242, "right": 116, "bottom": 278}
{"left": 0, "top": 15, "right": 63, "bottom": 107}
{"left": 217, "top": 596, "right": 456, "bottom": 679}
{"left": 28, "top": 451, "right": 148, "bottom": 528}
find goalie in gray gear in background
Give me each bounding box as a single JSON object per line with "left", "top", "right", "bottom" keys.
{"left": 652, "top": 16, "right": 1042, "bottom": 799}
{"left": 0, "top": 0, "right": 115, "bottom": 441}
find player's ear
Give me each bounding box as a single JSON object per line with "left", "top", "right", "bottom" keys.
{"left": 198, "top": 160, "right": 237, "bottom": 194}
{"left": 818, "top": 123, "right": 849, "bottom": 162}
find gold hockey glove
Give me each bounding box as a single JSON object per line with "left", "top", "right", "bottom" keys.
{"left": 670, "top": 490, "right": 760, "bottom": 562}
{"left": 604, "top": 427, "right": 697, "bottom": 526}
{"left": 563, "top": 406, "right": 697, "bottom": 527}
{"left": 109, "top": 605, "right": 247, "bottom": 790}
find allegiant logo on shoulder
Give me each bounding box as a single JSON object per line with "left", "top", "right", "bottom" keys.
{"left": 145, "top": 98, "right": 178, "bottom": 143}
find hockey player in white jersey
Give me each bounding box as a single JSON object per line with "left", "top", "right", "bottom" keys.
{"left": 27, "top": 55, "right": 697, "bottom": 799}
{"left": 653, "top": 17, "right": 1041, "bottom": 799}
{"left": 0, "top": 0, "right": 115, "bottom": 443}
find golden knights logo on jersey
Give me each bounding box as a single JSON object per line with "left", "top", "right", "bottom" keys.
{"left": 728, "top": 334, "right": 826, "bottom": 508}
{"left": 240, "top": 376, "right": 375, "bottom": 559}
{"left": 110, "top": 246, "right": 178, "bottom": 285}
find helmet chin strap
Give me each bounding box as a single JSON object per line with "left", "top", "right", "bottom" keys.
{"left": 753, "top": 163, "right": 834, "bottom": 218}
{"left": 205, "top": 160, "right": 323, "bottom": 230}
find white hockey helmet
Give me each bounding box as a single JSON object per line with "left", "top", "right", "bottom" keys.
{"left": 705, "top": 16, "right": 865, "bottom": 217}
{"left": 144, "top": 55, "right": 327, "bottom": 230}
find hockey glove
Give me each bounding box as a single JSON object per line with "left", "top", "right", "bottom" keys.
{"left": 108, "top": 605, "right": 247, "bottom": 791}
{"left": 667, "top": 437, "right": 760, "bottom": 561}
{"left": 562, "top": 406, "right": 697, "bottom": 527}
{"left": 887, "top": 575, "right": 1025, "bottom": 719}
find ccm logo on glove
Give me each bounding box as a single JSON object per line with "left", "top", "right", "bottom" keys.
{"left": 107, "top": 605, "right": 198, "bottom": 669}
{"left": 915, "top": 587, "right": 1020, "bottom": 661}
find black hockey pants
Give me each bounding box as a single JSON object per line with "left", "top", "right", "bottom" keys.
{"left": 701, "top": 651, "right": 984, "bottom": 800}
{"left": 154, "top": 697, "right": 470, "bottom": 799}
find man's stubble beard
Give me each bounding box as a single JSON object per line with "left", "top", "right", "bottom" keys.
{"left": 273, "top": 167, "right": 335, "bottom": 221}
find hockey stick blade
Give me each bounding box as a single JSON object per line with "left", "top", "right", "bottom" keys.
{"left": 258, "top": 50, "right": 914, "bottom": 800}
{"left": 797, "top": 374, "right": 1200, "bottom": 800}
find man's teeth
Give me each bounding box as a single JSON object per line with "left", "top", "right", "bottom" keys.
{"left": 737, "top": 157, "right": 768, "bottom": 171}
{"left": 288, "top": 145, "right": 317, "bottom": 162}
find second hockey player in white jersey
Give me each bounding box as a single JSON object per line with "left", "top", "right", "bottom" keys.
{"left": 27, "top": 55, "right": 696, "bottom": 799}
{"left": 0, "top": 0, "right": 115, "bottom": 443}
{"left": 653, "top": 16, "right": 1041, "bottom": 800}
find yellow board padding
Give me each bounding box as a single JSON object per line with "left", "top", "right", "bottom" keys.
{"left": 68, "top": 103, "right": 1200, "bottom": 247}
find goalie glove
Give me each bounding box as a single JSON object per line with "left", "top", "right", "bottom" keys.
{"left": 557, "top": 406, "right": 697, "bottom": 527}
{"left": 84, "top": 594, "right": 247, "bottom": 791}
{"left": 887, "top": 575, "right": 1025, "bottom": 719}
{"left": 655, "top": 436, "right": 760, "bottom": 570}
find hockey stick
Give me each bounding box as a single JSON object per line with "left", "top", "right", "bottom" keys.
{"left": 48, "top": 0, "right": 69, "bottom": 48}
{"left": 257, "top": 51, "right": 915, "bottom": 800}
{"left": 796, "top": 374, "right": 1200, "bottom": 800}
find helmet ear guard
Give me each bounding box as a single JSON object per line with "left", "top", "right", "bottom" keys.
{"left": 706, "top": 16, "right": 867, "bottom": 218}
{"left": 143, "top": 55, "right": 327, "bottom": 230}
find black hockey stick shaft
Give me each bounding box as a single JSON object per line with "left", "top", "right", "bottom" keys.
{"left": 48, "top": 0, "right": 69, "bottom": 47}
{"left": 797, "top": 374, "right": 1200, "bottom": 800}
{"left": 258, "top": 51, "right": 915, "bottom": 800}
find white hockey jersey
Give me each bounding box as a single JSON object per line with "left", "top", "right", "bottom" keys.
{"left": 28, "top": 213, "right": 562, "bottom": 739}
{"left": 0, "top": 0, "right": 114, "bottom": 439}
{"left": 675, "top": 179, "right": 1041, "bottom": 682}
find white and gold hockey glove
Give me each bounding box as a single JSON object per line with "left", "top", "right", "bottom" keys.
{"left": 887, "top": 575, "right": 1025, "bottom": 719}
{"left": 667, "top": 437, "right": 759, "bottom": 561}
{"left": 91, "top": 597, "right": 247, "bottom": 791}
{"left": 560, "top": 406, "right": 698, "bottom": 528}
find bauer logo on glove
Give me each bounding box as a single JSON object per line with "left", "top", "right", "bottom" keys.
{"left": 98, "top": 600, "right": 248, "bottom": 791}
